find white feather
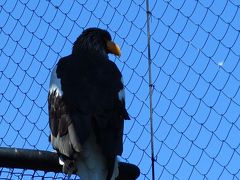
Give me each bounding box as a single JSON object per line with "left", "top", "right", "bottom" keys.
{"left": 49, "top": 65, "right": 63, "bottom": 96}
{"left": 59, "top": 158, "right": 64, "bottom": 165}
{"left": 118, "top": 78, "right": 125, "bottom": 102}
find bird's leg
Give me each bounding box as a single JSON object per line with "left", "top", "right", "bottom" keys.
{"left": 62, "top": 159, "right": 77, "bottom": 175}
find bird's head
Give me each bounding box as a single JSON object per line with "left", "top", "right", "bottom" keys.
{"left": 72, "top": 28, "right": 121, "bottom": 58}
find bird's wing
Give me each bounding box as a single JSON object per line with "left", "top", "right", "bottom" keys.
{"left": 48, "top": 63, "right": 84, "bottom": 156}
{"left": 56, "top": 56, "right": 129, "bottom": 151}
{"left": 49, "top": 55, "right": 129, "bottom": 179}
{"left": 49, "top": 61, "right": 100, "bottom": 177}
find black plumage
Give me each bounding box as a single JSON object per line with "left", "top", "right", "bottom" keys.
{"left": 48, "top": 28, "right": 130, "bottom": 180}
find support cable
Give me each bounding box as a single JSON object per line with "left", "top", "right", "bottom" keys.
{"left": 146, "top": 0, "right": 155, "bottom": 180}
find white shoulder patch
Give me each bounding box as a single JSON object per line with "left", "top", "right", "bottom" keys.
{"left": 49, "top": 65, "right": 63, "bottom": 96}
{"left": 118, "top": 78, "right": 125, "bottom": 101}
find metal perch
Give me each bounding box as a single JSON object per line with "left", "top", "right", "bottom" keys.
{"left": 0, "top": 147, "right": 140, "bottom": 179}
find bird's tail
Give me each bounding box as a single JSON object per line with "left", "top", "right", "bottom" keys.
{"left": 106, "top": 158, "right": 119, "bottom": 180}
{"left": 76, "top": 134, "right": 119, "bottom": 180}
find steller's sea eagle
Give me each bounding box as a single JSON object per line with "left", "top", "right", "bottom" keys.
{"left": 48, "top": 28, "right": 130, "bottom": 180}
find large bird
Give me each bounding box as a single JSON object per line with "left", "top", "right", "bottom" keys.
{"left": 48, "top": 28, "right": 130, "bottom": 180}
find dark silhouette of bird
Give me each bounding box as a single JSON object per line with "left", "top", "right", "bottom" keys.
{"left": 48, "top": 28, "right": 130, "bottom": 180}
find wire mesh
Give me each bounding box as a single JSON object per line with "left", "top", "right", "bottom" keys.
{"left": 1, "top": 0, "right": 240, "bottom": 179}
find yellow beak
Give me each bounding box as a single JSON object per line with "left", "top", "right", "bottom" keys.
{"left": 107, "top": 41, "right": 121, "bottom": 57}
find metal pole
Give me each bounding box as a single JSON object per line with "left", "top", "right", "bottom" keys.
{"left": 0, "top": 147, "right": 62, "bottom": 172}
{"left": 146, "top": 0, "right": 155, "bottom": 180}
{"left": 0, "top": 147, "right": 140, "bottom": 179}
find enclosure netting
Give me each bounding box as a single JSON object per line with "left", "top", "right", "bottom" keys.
{"left": 1, "top": 0, "right": 240, "bottom": 179}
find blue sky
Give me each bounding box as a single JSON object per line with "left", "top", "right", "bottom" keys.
{"left": 1, "top": 0, "right": 240, "bottom": 179}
